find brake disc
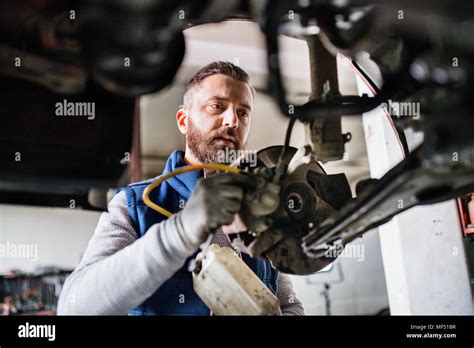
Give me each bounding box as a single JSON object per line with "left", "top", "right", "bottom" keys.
{"left": 236, "top": 146, "right": 352, "bottom": 275}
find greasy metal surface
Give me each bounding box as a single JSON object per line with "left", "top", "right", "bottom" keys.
{"left": 303, "top": 110, "right": 474, "bottom": 255}
{"left": 237, "top": 146, "right": 352, "bottom": 275}
{"left": 305, "top": 35, "right": 346, "bottom": 163}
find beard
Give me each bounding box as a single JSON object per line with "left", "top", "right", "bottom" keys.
{"left": 186, "top": 117, "right": 243, "bottom": 164}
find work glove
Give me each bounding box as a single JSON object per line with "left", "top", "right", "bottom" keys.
{"left": 178, "top": 172, "right": 254, "bottom": 246}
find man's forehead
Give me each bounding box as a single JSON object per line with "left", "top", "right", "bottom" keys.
{"left": 192, "top": 74, "right": 254, "bottom": 106}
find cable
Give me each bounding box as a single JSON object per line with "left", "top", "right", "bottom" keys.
{"left": 349, "top": 58, "right": 408, "bottom": 158}
{"left": 284, "top": 116, "right": 296, "bottom": 149}
{"left": 274, "top": 116, "right": 297, "bottom": 183}
{"left": 350, "top": 59, "right": 381, "bottom": 95}
{"left": 142, "top": 163, "right": 241, "bottom": 218}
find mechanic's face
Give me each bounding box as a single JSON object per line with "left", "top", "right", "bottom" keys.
{"left": 177, "top": 74, "right": 253, "bottom": 164}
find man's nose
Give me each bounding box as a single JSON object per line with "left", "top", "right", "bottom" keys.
{"left": 222, "top": 108, "right": 238, "bottom": 128}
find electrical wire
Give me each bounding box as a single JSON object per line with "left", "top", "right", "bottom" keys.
{"left": 350, "top": 59, "right": 381, "bottom": 95}
{"left": 349, "top": 58, "right": 408, "bottom": 158}
{"left": 142, "top": 163, "right": 241, "bottom": 218}
{"left": 274, "top": 116, "right": 297, "bottom": 183}
{"left": 284, "top": 116, "right": 296, "bottom": 149}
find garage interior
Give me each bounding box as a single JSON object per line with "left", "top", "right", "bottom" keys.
{"left": 1, "top": 5, "right": 473, "bottom": 317}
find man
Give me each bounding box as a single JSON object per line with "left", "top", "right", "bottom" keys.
{"left": 0, "top": 293, "right": 16, "bottom": 315}
{"left": 58, "top": 61, "right": 304, "bottom": 315}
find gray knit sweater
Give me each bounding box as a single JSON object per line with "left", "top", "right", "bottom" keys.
{"left": 57, "top": 191, "right": 304, "bottom": 315}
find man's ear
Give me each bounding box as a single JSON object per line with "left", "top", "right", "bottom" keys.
{"left": 176, "top": 108, "right": 188, "bottom": 135}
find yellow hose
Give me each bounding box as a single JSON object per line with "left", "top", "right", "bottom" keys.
{"left": 142, "top": 164, "right": 241, "bottom": 217}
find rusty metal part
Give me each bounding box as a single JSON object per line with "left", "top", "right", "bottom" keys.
{"left": 237, "top": 145, "right": 352, "bottom": 275}
{"left": 303, "top": 109, "right": 474, "bottom": 256}
{"left": 305, "top": 35, "right": 347, "bottom": 163}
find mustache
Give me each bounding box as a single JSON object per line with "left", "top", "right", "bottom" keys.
{"left": 209, "top": 128, "right": 240, "bottom": 146}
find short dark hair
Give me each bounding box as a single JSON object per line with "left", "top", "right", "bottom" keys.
{"left": 183, "top": 61, "right": 255, "bottom": 109}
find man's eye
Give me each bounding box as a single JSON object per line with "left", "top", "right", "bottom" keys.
{"left": 210, "top": 103, "right": 223, "bottom": 110}
{"left": 238, "top": 110, "right": 249, "bottom": 118}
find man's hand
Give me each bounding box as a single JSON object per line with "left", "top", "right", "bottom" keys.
{"left": 179, "top": 173, "right": 254, "bottom": 246}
